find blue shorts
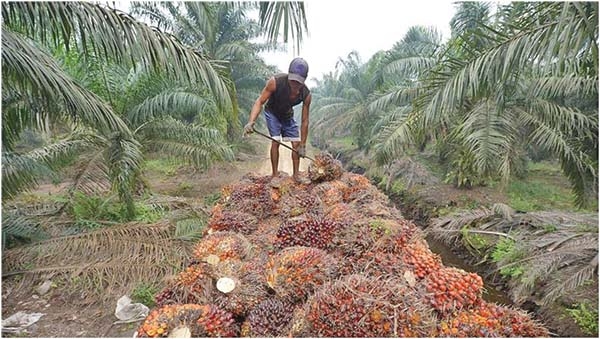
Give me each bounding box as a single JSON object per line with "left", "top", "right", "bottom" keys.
{"left": 264, "top": 110, "right": 300, "bottom": 142}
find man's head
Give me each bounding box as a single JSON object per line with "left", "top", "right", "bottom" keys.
{"left": 288, "top": 57, "right": 309, "bottom": 84}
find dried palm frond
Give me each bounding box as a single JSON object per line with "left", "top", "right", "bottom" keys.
{"left": 430, "top": 204, "right": 598, "bottom": 306}
{"left": 384, "top": 156, "right": 440, "bottom": 191}
{"left": 428, "top": 207, "right": 498, "bottom": 245}
{"left": 2, "top": 221, "right": 194, "bottom": 302}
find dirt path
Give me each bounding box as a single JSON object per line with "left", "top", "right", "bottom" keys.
{"left": 257, "top": 141, "right": 311, "bottom": 175}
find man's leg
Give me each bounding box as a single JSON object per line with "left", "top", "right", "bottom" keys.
{"left": 291, "top": 141, "right": 300, "bottom": 177}
{"left": 270, "top": 140, "right": 280, "bottom": 177}
{"left": 264, "top": 111, "right": 283, "bottom": 177}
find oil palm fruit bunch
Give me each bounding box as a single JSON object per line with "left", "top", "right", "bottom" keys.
{"left": 436, "top": 301, "right": 549, "bottom": 337}
{"left": 332, "top": 218, "right": 416, "bottom": 257}
{"left": 265, "top": 246, "right": 338, "bottom": 303}
{"left": 206, "top": 210, "right": 258, "bottom": 235}
{"left": 401, "top": 238, "right": 442, "bottom": 279}
{"left": 423, "top": 266, "right": 484, "bottom": 314}
{"left": 136, "top": 304, "right": 238, "bottom": 337}
{"left": 304, "top": 274, "right": 437, "bottom": 337}
{"left": 325, "top": 202, "right": 363, "bottom": 229}
{"left": 193, "top": 231, "right": 253, "bottom": 264}
{"left": 154, "top": 264, "right": 214, "bottom": 307}
{"left": 279, "top": 188, "right": 323, "bottom": 218}
{"left": 221, "top": 181, "right": 275, "bottom": 219}
{"left": 210, "top": 259, "right": 269, "bottom": 317}
{"left": 275, "top": 215, "right": 339, "bottom": 250}
{"left": 312, "top": 180, "right": 348, "bottom": 206}
{"left": 307, "top": 152, "right": 343, "bottom": 182}
{"left": 240, "top": 298, "right": 296, "bottom": 337}
{"left": 340, "top": 172, "right": 371, "bottom": 200}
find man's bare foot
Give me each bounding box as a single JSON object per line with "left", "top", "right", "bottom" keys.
{"left": 293, "top": 173, "right": 311, "bottom": 185}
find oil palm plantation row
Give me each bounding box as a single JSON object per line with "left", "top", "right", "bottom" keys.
{"left": 1, "top": 1, "right": 308, "bottom": 221}
{"left": 310, "top": 2, "right": 598, "bottom": 208}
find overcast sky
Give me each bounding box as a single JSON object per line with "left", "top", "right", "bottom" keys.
{"left": 260, "top": 0, "right": 457, "bottom": 86}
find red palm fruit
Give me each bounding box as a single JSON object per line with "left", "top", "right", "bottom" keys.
{"left": 206, "top": 210, "right": 258, "bottom": 235}
{"left": 265, "top": 246, "right": 338, "bottom": 303}
{"left": 192, "top": 231, "right": 253, "bottom": 263}
{"left": 305, "top": 274, "right": 437, "bottom": 337}
{"left": 153, "top": 264, "right": 214, "bottom": 307}
{"left": 423, "top": 267, "right": 484, "bottom": 315}
{"left": 307, "top": 152, "right": 344, "bottom": 182}
{"left": 137, "top": 304, "right": 238, "bottom": 338}
{"left": 274, "top": 215, "right": 340, "bottom": 250}
{"left": 241, "top": 298, "right": 296, "bottom": 336}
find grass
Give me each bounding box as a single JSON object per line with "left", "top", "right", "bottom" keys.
{"left": 566, "top": 302, "right": 599, "bottom": 336}
{"left": 143, "top": 157, "right": 183, "bottom": 177}
{"left": 330, "top": 135, "right": 358, "bottom": 152}
{"left": 507, "top": 179, "right": 576, "bottom": 212}
{"left": 507, "top": 160, "right": 597, "bottom": 212}
{"left": 131, "top": 282, "right": 159, "bottom": 308}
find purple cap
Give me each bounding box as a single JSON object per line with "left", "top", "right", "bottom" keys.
{"left": 288, "top": 57, "right": 309, "bottom": 84}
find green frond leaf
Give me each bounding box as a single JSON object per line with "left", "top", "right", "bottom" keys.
{"left": 1, "top": 28, "right": 129, "bottom": 134}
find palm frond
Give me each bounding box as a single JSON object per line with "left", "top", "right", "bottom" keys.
{"left": 2, "top": 1, "right": 234, "bottom": 111}
{"left": 1, "top": 211, "right": 46, "bottom": 250}
{"left": 128, "top": 90, "right": 216, "bottom": 127}
{"left": 458, "top": 100, "right": 518, "bottom": 179}
{"left": 105, "top": 132, "right": 143, "bottom": 218}
{"left": 141, "top": 117, "right": 234, "bottom": 169}
{"left": 1, "top": 28, "right": 129, "bottom": 134}
{"left": 384, "top": 57, "right": 438, "bottom": 78}
{"left": 368, "top": 87, "right": 420, "bottom": 113}
{"left": 542, "top": 254, "right": 598, "bottom": 305}
{"left": 1, "top": 137, "right": 91, "bottom": 200}
{"left": 2, "top": 221, "right": 194, "bottom": 301}
{"left": 519, "top": 103, "right": 597, "bottom": 206}
{"left": 428, "top": 207, "right": 498, "bottom": 245}
{"left": 528, "top": 75, "right": 598, "bottom": 99}
{"left": 371, "top": 106, "right": 418, "bottom": 165}
{"left": 258, "top": 2, "right": 307, "bottom": 53}
{"left": 422, "top": 2, "right": 595, "bottom": 125}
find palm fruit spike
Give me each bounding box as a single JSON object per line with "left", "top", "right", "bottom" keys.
{"left": 154, "top": 264, "right": 214, "bottom": 307}
{"left": 192, "top": 231, "right": 253, "bottom": 264}
{"left": 330, "top": 219, "right": 419, "bottom": 276}
{"left": 305, "top": 274, "right": 437, "bottom": 337}
{"left": 279, "top": 188, "right": 323, "bottom": 218}
{"left": 137, "top": 304, "right": 238, "bottom": 338}
{"left": 206, "top": 210, "right": 258, "bottom": 235}
{"left": 307, "top": 152, "right": 343, "bottom": 183}
{"left": 210, "top": 259, "right": 269, "bottom": 317}
{"left": 312, "top": 180, "right": 348, "bottom": 206}
{"left": 220, "top": 181, "right": 275, "bottom": 219}
{"left": 402, "top": 237, "right": 442, "bottom": 279}
{"left": 274, "top": 215, "right": 339, "bottom": 250}
{"left": 436, "top": 301, "right": 549, "bottom": 337}
{"left": 240, "top": 298, "right": 296, "bottom": 337}
{"left": 424, "top": 266, "right": 484, "bottom": 315}
{"left": 265, "top": 246, "right": 338, "bottom": 303}
{"left": 325, "top": 202, "right": 362, "bottom": 229}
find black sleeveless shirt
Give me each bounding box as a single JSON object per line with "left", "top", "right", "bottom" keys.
{"left": 265, "top": 73, "right": 310, "bottom": 120}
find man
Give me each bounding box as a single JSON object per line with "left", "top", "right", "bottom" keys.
{"left": 244, "top": 57, "right": 312, "bottom": 184}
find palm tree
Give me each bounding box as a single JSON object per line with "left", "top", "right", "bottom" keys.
{"left": 2, "top": 1, "right": 309, "bottom": 208}
{"left": 368, "top": 2, "right": 598, "bottom": 207}
{"left": 1, "top": 2, "right": 236, "bottom": 212}
{"left": 367, "top": 26, "right": 444, "bottom": 164}
{"left": 129, "top": 2, "right": 280, "bottom": 135}
{"left": 311, "top": 51, "right": 385, "bottom": 149}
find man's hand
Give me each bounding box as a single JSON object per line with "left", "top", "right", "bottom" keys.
{"left": 244, "top": 122, "right": 255, "bottom": 135}
{"left": 297, "top": 144, "right": 306, "bottom": 158}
